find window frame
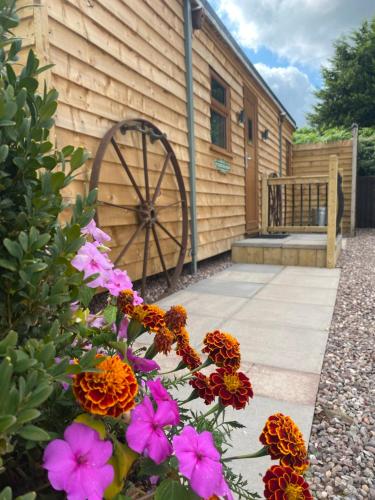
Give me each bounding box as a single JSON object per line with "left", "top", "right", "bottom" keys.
{"left": 209, "top": 69, "right": 232, "bottom": 156}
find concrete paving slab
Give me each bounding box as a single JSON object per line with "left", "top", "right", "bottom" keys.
{"left": 157, "top": 289, "right": 198, "bottom": 309}
{"left": 231, "top": 263, "right": 284, "bottom": 273}
{"left": 180, "top": 292, "right": 248, "bottom": 319}
{"left": 209, "top": 269, "right": 278, "bottom": 284}
{"left": 187, "top": 279, "right": 263, "bottom": 298}
{"left": 236, "top": 298, "right": 334, "bottom": 330}
{"left": 271, "top": 270, "right": 340, "bottom": 289}
{"left": 219, "top": 318, "right": 328, "bottom": 374}
{"left": 281, "top": 266, "right": 341, "bottom": 277}
{"left": 255, "top": 283, "right": 338, "bottom": 306}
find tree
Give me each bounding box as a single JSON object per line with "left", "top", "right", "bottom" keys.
{"left": 308, "top": 17, "right": 375, "bottom": 129}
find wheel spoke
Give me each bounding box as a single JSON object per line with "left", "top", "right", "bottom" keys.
{"left": 141, "top": 223, "right": 151, "bottom": 297}
{"left": 111, "top": 138, "right": 144, "bottom": 203}
{"left": 114, "top": 221, "right": 146, "bottom": 266}
{"left": 155, "top": 220, "right": 183, "bottom": 248}
{"left": 98, "top": 200, "right": 141, "bottom": 214}
{"left": 142, "top": 133, "right": 150, "bottom": 202}
{"left": 156, "top": 200, "right": 183, "bottom": 214}
{"left": 152, "top": 225, "right": 171, "bottom": 287}
{"left": 151, "top": 152, "right": 172, "bottom": 203}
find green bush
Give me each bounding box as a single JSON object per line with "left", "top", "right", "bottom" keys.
{"left": 0, "top": 1, "right": 97, "bottom": 495}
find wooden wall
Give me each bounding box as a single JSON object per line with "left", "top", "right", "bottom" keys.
{"left": 292, "top": 141, "right": 353, "bottom": 234}
{"left": 17, "top": 0, "right": 295, "bottom": 280}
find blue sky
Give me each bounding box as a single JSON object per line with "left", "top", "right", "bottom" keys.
{"left": 207, "top": 0, "right": 375, "bottom": 126}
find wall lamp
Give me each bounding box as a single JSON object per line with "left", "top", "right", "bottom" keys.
{"left": 237, "top": 109, "right": 245, "bottom": 124}
{"left": 261, "top": 128, "right": 270, "bottom": 140}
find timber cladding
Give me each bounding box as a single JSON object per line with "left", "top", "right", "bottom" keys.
{"left": 17, "top": 0, "right": 294, "bottom": 280}
{"left": 292, "top": 141, "right": 353, "bottom": 235}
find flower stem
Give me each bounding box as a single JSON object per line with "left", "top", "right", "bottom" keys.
{"left": 222, "top": 446, "right": 269, "bottom": 462}
{"left": 199, "top": 402, "right": 220, "bottom": 420}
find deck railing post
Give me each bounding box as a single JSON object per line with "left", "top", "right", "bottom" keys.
{"left": 327, "top": 155, "right": 338, "bottom": 268}
{"left": 261, "top": 173, "right": 269, "bottom": 234}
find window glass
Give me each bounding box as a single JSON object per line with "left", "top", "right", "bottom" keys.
{"left": 211, "top": 78, "right": 226, "bottom": 105}
{"left": 247, "top": 118, "right": 253, "bottom": 144}
{"left": 210, "top": 110, "right": 226, "bottom": 148}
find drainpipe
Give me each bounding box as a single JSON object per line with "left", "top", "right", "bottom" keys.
{"left": 350, "top": 123, "right": 359, "bottom": 237}
{"left": 183, "top": 0, "right": 198, "bottom": 274}
{"left": 278, "top": 111, "right": 286, "bottom": 176}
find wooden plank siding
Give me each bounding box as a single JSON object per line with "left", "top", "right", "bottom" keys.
{"left": 16, "top": 0, "right": 295, "bottom": 280}
{"left": 292, "top": 141, "right": 353, "bottom": 234}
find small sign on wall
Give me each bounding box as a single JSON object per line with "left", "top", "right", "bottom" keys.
{"left": 214, "top": 158, "right": 231, "bottom": 174}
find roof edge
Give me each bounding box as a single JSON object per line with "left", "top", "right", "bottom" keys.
{"left": 196, "top": 0, "right": 296, "bottom": 127}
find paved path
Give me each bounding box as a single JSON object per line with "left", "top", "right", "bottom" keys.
{"left": 145, "top": 263, "right": 340, "bottom": 495}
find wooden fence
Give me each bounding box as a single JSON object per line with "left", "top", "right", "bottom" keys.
{"left": 292, "top": 140, "right": 354, "bottom": 235}
{"left": 357, "top": 176, "right": 375, "bottom": 227}
{"left": 262, "top": 155, "right": 343, "bottom": 268}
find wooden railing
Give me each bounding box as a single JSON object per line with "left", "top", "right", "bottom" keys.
{"left": 262, "top": 155, "right": 344, "bottom": 268}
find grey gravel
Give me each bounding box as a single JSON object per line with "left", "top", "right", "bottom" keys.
{"left": 307, "top": 229, "right": 375, "bottom": 499}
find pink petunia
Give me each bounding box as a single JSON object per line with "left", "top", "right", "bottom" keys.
{"left": 71, "top": 242, "right": 113, "bottom": 288}
{"left": 132, "top": 290, "right": 143, "bottom": 305}
{"left": 87, "top": 314, "right": 105, "bottom": 329}
{"left": 43, "top": 422, "right": 114, "bottom": 500}
{"left": 82, "top": 219, "right": 111, "bottom": 244}
{"left": 147, "top": 378, "right": 179, "bottom": 425}
{"left": 172, "top": 426, "right": 228, "bottom": 499}
{"left": 116, "top": 317, "right": 129, "bottom": 339}
{"left": 126, "top": 396, "right": 178, "bottom": 464}
{"left": 127, "top": 348, "right": 160, "bottom": 373}
{"left": 104, "top": 268, "right": 133, "bottom": 297}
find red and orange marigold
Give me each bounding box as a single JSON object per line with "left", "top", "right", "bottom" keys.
{"left": 175, "top": 326, "right": 190, "bottom": 348}
{"left": 189, "top": 372, "right": 215, "bottom": 405}
{"left": 117, "top": 289, "right": 135, "bottom": 315}
{"left": 164, "top": 305, "right": 187, "bottom": 333}
{"left": 154, "top": 328, "right": 175, "bottom": 355}
{"left": 263, "top": 465, "right": 313, "bottom": 500}
{"left": 202, "top": 330, "right": 241, "bottom": 370}
{"left": 176, "top": 343, "right": 201, "bottom": 370}
{"left": 209, "top": 368, "right": 253, "bottom": 410}
{"left": 260, "top": 413, "right": 309, "bottom": 473}
{"left": 131, "top": 304, "right": 165, "bottom": 332}
{"left": 73, "top": 355, "right": 138, "bottom": 417}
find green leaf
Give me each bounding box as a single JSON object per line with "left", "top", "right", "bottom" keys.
{"left": 155, "top": 480, "right": 190, "bottom": 500}
{"left": 18, "top": 424, "right": 50, "bottom": 441}
{"left": 62, "top": 145, "right": 74, "bottom": 157}
{"left": 0, "top": 487, "right": 12, "bottom": 500}
{"left": 3, "top": 238, "right": 23, "bottom": 260}
{"left": 16, "top": 409, "right": 40, "bottom": 425}
{"left": 0, "top": 144, "right": 9, "bottom": 162}
{"left": 0, "top": 258, "right": 16, "bottom": 271}
{"left": 79, "top": 285, "right": 95, "bottom": 308}
{"left": 0, "top": 415, "right": 16, "bottom": 432}
{"left": 70, "top": 147, "right": 90, "bottom": 169}
{"left": 15, "top": 493, "right": 37, "bottom": 500}
{"left": 23, "top": 383, "right": 53, "bottom": 409}
{"left": 103, "top": 305, "right": 117, "bottom": 325}
{"left": 0, "top": 330, "right": 18, "bottom": 354}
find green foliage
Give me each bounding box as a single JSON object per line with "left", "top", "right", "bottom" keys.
{"left": 293, "top": 126, "right": 375, "bottom": 176}
{"left": 0, "top": 1, "right": 97, "bottom": 495}
{"left": 308, "top": 17, "right": 375, "bottom": 128}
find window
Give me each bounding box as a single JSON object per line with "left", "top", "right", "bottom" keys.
{"left": 210, "top": 70, "right": 231, "bottom": 152}
{"left": 247, "top": 118, "right": 253, "bottom": 144}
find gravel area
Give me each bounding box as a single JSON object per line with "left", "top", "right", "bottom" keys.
{"left": 307, "top": 229, "right": 375, "bottom": 499}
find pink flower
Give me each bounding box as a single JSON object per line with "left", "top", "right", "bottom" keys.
{"left": 104, "top": 268, "right": 133, "bottom": 297}
{"left": 147, "top": 378, "right": 179, "bottom": 425}
{"left": 87, "top": 314, "right": 105, "bottom": 329}
{"left": 82, "top": 219, "right": 111, "bottom": 244}
{"left": 127, "top": 348, "right": 160, "bottom": 373}
{"left": 172, "top": 426, "right": 227, "bottom": 499}
{"left": 126, "top": 396, "right": 177, "bottom": 464}
{"left": 43, "top": 422, "right": 114, "bottom": 500}
{"left": 71, "top": 242, "right": 113, "bottom": 287}
{"left": 116, "top": 317, "right": 129, "bottom": 339}
{"left": 133, "top": 290, "right": 143, "bottom": 305}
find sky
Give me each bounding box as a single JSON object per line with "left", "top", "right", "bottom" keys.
{"left": 207, "top": 0, "right": 375, "bottom": 127}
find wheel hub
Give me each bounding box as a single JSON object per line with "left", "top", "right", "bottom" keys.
{"left": 138, "top": 201, "right": 157, "bottom": 224}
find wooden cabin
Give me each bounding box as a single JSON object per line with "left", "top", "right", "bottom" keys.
{"left": 17, "top": 0, "right": 296, "bottom": 284}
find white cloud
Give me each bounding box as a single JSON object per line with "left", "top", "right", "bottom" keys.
{"left": 215, "top": 0, "right": 375, "bottom": 68}
{"left": 254, "top": 63, "right": 316, "bottom": 126}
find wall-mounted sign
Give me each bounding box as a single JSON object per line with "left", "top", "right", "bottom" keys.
{"left": 214, "top": 159, "right": 231, "bottom": 174}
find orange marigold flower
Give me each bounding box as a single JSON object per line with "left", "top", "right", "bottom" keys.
{"left": 154, "top": 328, "right": 175, "bottom": 355}
{"left": 132, "top": 304, "right": 165, "bottom": 332}
{"left": 175, "top": 326, "right": 190, "bottom": 348}
{"left": 117, "top": 289, "right": 135, "bottom": 315}
{"left": 176, "top": 344, "right": 201, "bottom": 370}
{"left": 209, "top": 368, "right": 253, "bottom": 410}
{"left": 164, "top": 305, "right": 187, "bottom": 333}
{"left": 263, "top": 465, "right": 313, "bottom": 500}
{"left": 189, "top": 372, "right": 215, "bottom": 405}
{"left": 73, "top": 355, "right": 138, "bottom": 417}
{"left": 260, "top": 413, "right": 309, "bottom": 473}
{"left": 202, "top": 330, "right": 241, "bottom": 370}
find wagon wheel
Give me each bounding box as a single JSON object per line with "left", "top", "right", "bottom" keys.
{"left": 90, "top": 119, "right": 188, "bottom": 300}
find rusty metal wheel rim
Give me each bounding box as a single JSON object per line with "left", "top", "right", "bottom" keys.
{"left": 90, "top": 119, "right": 189, "bottom": 300}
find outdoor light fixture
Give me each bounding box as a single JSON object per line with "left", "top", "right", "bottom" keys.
{"left": 261, "top": 128, "right": 269, "bottom": 140}
{"left": 237, "top": 109, "right": 245, "bottom": 124}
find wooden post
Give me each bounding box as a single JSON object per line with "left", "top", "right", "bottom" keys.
{"left": 261, "top": 173, "right": 269, "bottom": 234}
{"left": 326, "top": 155, "right": 338, "bottom": 268}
